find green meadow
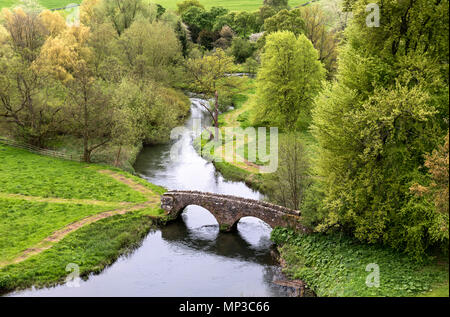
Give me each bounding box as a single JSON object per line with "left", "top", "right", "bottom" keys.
{"left": 0, "top": 144, "right": 166, "bottom": 292}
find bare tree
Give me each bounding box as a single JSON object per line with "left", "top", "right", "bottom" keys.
{"left": 267, "top": 133, "right": 310, "bottom": 210}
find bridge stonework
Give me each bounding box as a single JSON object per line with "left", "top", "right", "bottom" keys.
{"left": 161, "top": 191, "right": 311, "bottom": 233}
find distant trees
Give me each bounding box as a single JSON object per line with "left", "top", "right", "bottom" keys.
{"left": 214, "top": 25, "right": 235, "bottom": 49}
{"left": 251, "top": 31, "right": 325, "bottom": 131}
{"left": 0, "top": 1, "right": 190, "bottom": 164}
{"left": 300, "top": 5, "right": 338, "bottom": 78}
{"left": 263, "top": 0, "right": 289, "bottom": 10}
{"left": 177, "top": 1, "right": 262, "bottom": 49}
{"left": 263, "top": 9, "right": 305, "bottom": 36}
{"left": 118, "top": 19, "right": 182, "bottom": 84}
{"left": 176, "top": 0, "right": 204, "bottom": 15}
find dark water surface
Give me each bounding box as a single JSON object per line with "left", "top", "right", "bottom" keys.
{"left": 9, "top": 99, "right": 288, "bottom": 297}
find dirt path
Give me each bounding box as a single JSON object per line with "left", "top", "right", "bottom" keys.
{"left": 0, "top": 202, "right": 156, "bottom": 268}
{"left": 0, "top": 170, "right": 164, "bottom": 268}
{"left": 0, "top": 192, "right": 129, "bottom": 207}
{"left": 98, "top": 170, "right": 157, "bottom": 200}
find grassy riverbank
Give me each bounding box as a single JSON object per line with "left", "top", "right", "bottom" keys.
{"left": 0, "top": 144, "right": 167, "bottom": 294}
{"left": 272, "top": 228, "right": 449, "bottom": 297}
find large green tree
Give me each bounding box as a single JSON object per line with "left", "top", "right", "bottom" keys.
{"left": 251, "top": 31, "right": 325, "bottom": 131}
{"left": 311, "top": 0, "right": 449, "bottom": 258}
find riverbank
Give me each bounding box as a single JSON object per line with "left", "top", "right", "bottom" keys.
{"left": 0, "top": 144, "right": 168, "bottom": 294}
{"left": 272, "top": 228, "right": 449, "bottom": 297}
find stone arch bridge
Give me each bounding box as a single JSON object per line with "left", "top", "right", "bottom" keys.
{"left": 161, "top": 190, "right": 311, "bottom": 233}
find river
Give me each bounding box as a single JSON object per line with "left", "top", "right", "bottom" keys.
{"left": 9, "top": 98, "right": 289, "bottom": 297}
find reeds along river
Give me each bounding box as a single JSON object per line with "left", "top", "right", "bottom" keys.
{"left": 9, "top": 98, "right": 290, "bottom": 297}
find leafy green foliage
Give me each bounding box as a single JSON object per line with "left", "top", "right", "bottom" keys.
{"left": 0, "top": 1, "right": 190, "bottom": 164}
{"left": 251, "top": 31, "right": 325, "bottom": 130}
{"left": 230, "top": 37, "right": 255, "bottom": 64}
{"left": 311, "top": 0, "right": 449, "bottom": 258}
{"left": 271, "top": 228, "right": 449, "bottom": 297}
{"left": 263, "top": 8, "right": 304, "bottom": 36}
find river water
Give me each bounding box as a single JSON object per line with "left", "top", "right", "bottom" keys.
{"left": 9, "top": 98, "right": 289, "bottom": 297}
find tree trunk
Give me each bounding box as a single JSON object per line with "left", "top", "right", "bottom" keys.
{"left": 214, "top": 90, "right": 219, "bottom": 142}
{"left": 83, "top": 89, "right": 90, "bottom": 163}
{"left": 115, "top": 146, "right": 122, "bottom": 167}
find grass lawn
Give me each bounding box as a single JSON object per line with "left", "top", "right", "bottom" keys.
{"left": 0, "top": 145, "right": 147, "bottom": 203}
{"left": 0, "top": 0, "right": 309, "bottom": 11}
{"left": 0, "top": 197, "right": 120, "bottom": 262}
{"left": 0, "top": 144, "right": 166, "bottom": 293}
{"left": 0, "top": 211, "right": 160, "bottom": 293}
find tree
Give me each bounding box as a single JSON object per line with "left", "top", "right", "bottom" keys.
{"left": 34, "top": 25, "right": 116, "bottom": 162}
{"left": 257, "top": 5, "right": 277, "bottom": 26}
{"left": 244, "top": 56, "right": 259, "bottom": 75}
{"left": 80, "top": 0, "right": 104, "bottom": 27}
{"left": 100, "top": 0, "right": 158, "bottom": 35}
{"left": 264, "top": 0, "right": 289, "bottom": 10}
{"left": 197, "top": 29, "right": 219, "bottom": 50}
{"left": 213, "top": 25, "right": 235, "bottom": 49}
{"left": 213, "top": 12, "right": 236, "bottom": 32}
{"left": 411, "top": 132, "right": 449, "bottom": 216}
{"left": 251, "top": 31, "right": 325, "bottom": 130}
{"left": 0, "top": 53, "right": 63, "bottom": 146}
{"left": 233, "top": 11, "right": 258, "bottom": 38}
{"left": 118, "top": 19, "right": 182, "bottom": 84}
{"left": 102, "top": 0, "right": 139, "bottom": 35}
{"left": 175, "top": 20, "right": 189, "bottom": 57}
{"left": 176, "top": 0, "right": 204, "bottom": 15}
{"left": 0, "top": 8, "right": 64, "bottom": 146}
{"left": 263, "top": 9, "right": 305, "bottom": 36}
{"left": 267, "top": 133, "right": 310, "bottom": 210}
{"left": 230, "top": 37, "right": 255, "bottom": 64}
{"left": 300, "top": 5, "right": 338, "bottom": 78}
{"left": 181, "top": 5, "right": 212, "bottom": 43}
{"left": 186, "top": 49, "right": 236, "bottom": 140}
{"left": 311, "top": 0, "right": 449, "bottom": 257}
{"left": 1, "top": 7, "right": 46, "bottom": 62}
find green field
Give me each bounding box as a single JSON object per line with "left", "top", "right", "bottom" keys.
{"left": 0, "top": 144, "right": 166, "bottom": 292}
{"left": 0, "top": 0, "right": 309, "bottom": 11}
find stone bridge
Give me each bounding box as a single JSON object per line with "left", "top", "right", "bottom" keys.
{"left": 161, "top": 190, "right": 311, "bottom": 233}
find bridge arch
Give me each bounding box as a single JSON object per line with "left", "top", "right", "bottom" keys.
{"left": 161, "top": 191, "right": 310, "bottom": 233}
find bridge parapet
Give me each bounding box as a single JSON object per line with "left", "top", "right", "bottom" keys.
{"left": 163, "top": 190, "right": 300, "bottom": 216}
